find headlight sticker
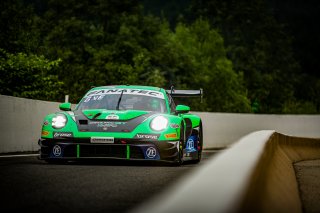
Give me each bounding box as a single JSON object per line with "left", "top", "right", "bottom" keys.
{"left": 52, "top": 114, "right": 67, "bottom": 129}
{"left": 150, "top": 115, "right": 168, "bottom": 131}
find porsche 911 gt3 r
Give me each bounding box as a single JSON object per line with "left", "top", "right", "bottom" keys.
{"left": 38, "top": 85, "right": 203, "bottom": 165}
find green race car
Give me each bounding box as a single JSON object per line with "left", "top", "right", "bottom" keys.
{"left": 38, "top": 85, "right": 203, "bottom": 165}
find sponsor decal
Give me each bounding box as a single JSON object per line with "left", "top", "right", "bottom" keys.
{"left": 146, "top": 147, "right": 157, "bottom": 158}
{"left": 53, "top": 132, "right": 73, "bottom": 138}
{"left": 41, "top": 130, "right": 50, "bottom": 137}
{"left": 85, "top": 89, "right": 165, "bottom": 99}
{"left": 43, "top": 121, "right": 49, "bottom": 126}
{"left": 165, "top": 133, "right": 178, "bottom": 139}
{"left": 186, "top": 136, "right": 197, "bottom": 152}
{"left": 170, "top": 123, "right": 180, "bottom": 129}
{"left": 89, "top": 121, "right": 125, "bottom": 128}
{"left": 134, "top": 133, "right": 159, "bottom": 140}
{"left": 106, "top": 114, "right": 119, "bottom": 120}
{"left": 52, "top": 145, "right": 62, "bottom": 157}
{"left": 84, "top": 95, "right": 105, "bottom": 103}
{"left": 90, "top": 137, "right": 114, "bottom": 143}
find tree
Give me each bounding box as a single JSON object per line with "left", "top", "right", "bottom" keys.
{"left": 0, "top": 49, "right": 64, "bottom": 101}
{"left": 187, "top": 0, "right": 302, "bottom": 113}
{"left": 151, "top": 19, "right": 251, "bottom": 112}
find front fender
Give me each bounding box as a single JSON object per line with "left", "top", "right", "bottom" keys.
{"left": 41, "top": 112, "right": 77, "bottom": 139}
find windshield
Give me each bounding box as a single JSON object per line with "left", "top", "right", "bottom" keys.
{"left": 77, "top": 89, "right": 168, "bottom": 113}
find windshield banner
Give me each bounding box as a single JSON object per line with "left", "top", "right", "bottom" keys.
{"left": 85, "top": 89, "right": 165, "bottom": 99}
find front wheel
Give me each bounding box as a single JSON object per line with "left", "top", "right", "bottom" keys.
{"left": 191, "top": 122, "right": 203, "bottom": 164}
{"left": 173, "top": 123, "right": 185, "bottom": 166}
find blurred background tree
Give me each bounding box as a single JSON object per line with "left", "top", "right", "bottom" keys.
{"left": 0, "top": 0, "right": 319, "bottom": 113}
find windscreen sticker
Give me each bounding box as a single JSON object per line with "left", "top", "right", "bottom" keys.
{"left": 85, "top": 89, "right": 164, "bottom": 99}
{"left": 83, "top": 95, "right": 105, "bottom": 103}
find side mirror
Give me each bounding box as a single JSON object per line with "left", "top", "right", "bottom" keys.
{"left": 175, "top": 105, "right": 190, "bottom": 114}
{"left": 59, "top": 102, "right": 72, "bottom": 111}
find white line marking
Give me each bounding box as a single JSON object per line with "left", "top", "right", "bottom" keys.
{"left": 0, "top": 154, "right": 39, "bottom": 158}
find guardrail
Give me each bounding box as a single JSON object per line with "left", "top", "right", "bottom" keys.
{"left": 131, "top": 131, "right": 320, "bottom": 213}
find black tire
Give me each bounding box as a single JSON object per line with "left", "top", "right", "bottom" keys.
{"left": 174, "top": 123, "right": 185, "bottom": 166}
{"left": 197, "top": 122, "right": 203, "bottom": 162}
{"left": 191, "top": 122, "right": 203, "bottom": 164}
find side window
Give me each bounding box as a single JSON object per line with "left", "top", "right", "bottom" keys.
{"left": 167, "top": 93, "right": 176, "bottom": 114}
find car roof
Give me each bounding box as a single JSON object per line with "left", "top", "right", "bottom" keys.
{"left": 90, "top": 85, "right": 164, "bottom": 92}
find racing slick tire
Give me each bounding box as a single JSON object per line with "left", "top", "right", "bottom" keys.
{"left": 195, "top": 122, "right": 203, "bottom": 163}
{"left": 190, "top": 122, "right": 203, "bottom": 164}
{"left": 173, "top": 123, "right": 185, "bottom": 166}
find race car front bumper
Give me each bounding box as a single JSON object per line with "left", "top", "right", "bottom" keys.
{"left": 38, "top": 138, "right": 180, "bottom": 162}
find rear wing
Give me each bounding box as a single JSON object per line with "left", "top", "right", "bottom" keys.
{"left": 166, "top": 87, "right": 203, "bottom": 102}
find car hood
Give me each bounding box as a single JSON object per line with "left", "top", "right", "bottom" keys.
{"left": 79, "top": 109, "right": 149, "bottom": 121}
{"left": 74, "top": 109, "right": 156, "bottom": 133}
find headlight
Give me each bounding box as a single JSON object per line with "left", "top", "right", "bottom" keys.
{"left": 150, "top": 116, "right": 168, "bottom": 131}
{"left": 52, "top": 114, "right": 67, "bottom": 129}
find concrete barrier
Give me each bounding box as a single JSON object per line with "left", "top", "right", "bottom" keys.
{"left": 0, "top": 95, "right": 60, "bottom": 153}
{"left": 194, "top": 112, "right": 320, "bottom": 148}
{"left": 240, "top": 132, "right": 320, "bottom": 213}
{"left": 131, "top": 131, "right": 320, "bottom": 213}
{"left": 1, "top": 95, "right": 320, "bottom": 153}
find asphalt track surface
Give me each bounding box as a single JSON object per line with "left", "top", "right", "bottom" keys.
{"left": 0, "top": 151, "right": 216, "bottom": 213}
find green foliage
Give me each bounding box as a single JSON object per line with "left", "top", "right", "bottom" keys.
{"left": 162, "top": 19, "right": 251, "bottom": 112}
{"left": 187, "top": 0, "right": 318, "bottom": 113}
{"left": 282, "top": 100, "right": 317, "bottom": 114}
{"left": 0, "top": 49, "right": 64, "bottom": 100}
{"left": 1, "top": 0, "right": 318, "bottom": 113}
